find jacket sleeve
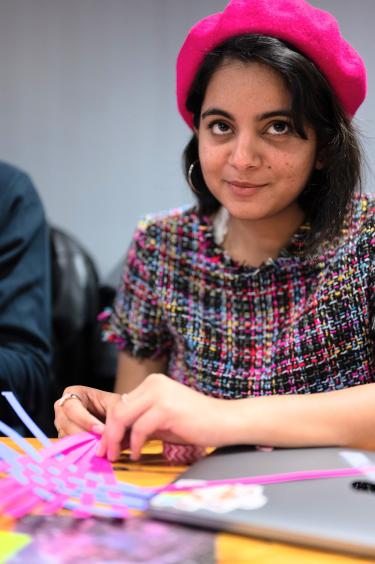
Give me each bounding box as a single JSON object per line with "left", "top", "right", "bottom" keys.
{"left": 102, "top": 220, "right": 173, "bottom": 359}
{"left": 356, "top": 200, "right": 375, "bottom": 346}
{"left": 0, "top": 164, "right": 52, "bottom": 432}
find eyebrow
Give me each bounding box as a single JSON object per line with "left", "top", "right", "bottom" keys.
{"left": 201, "top": 108, "right": 292, "bottom": 121}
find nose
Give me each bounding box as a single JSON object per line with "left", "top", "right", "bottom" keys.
{"left": 228, "top": 132, "right": 262, "bottom": 169}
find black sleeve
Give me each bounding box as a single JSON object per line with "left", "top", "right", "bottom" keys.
{"left": 0, "top": 163, "right": 52, "bottom": 433}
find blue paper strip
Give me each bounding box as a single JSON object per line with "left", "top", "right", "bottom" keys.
{"left": 0, "top": 421, "right": 42, "bottom": 462}
{"left": 2, "top": 391, "right": 51, "bottom": 447}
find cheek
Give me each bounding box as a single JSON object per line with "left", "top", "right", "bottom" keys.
{"left": 277, "top": 154, "right": 315, "bottom": 185}
{"left": 270, "top": 157, "right": 295, "bottom": 180}
{"left": 199, "top": 145, "right": 224, "bottom": 174}
{"left": 282, "top": 161, "right": 295, "bottom": 177}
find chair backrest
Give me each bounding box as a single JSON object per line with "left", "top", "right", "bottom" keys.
{"left": 50, "top": 226, "right": 100, "bottom": 395}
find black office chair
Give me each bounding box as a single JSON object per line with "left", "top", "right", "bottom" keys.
{"left": 50, "top": 226, "right": 100, "bottom": 396}
{"left": 50, "top": 226, "right": 118, "bottom": 399}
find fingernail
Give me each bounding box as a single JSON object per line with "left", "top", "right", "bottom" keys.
{"left": 108, "top": 448, "right": 118, "bottom": 462}
{"left": 92, "top": 423, "right": 105, "bottom": 435}
{"left": 130, "top": 450, "right": 139, "bottom": 461}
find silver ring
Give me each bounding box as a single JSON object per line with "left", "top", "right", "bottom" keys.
{"left": 57, "top": 392, "right": 83, "bottom": 408}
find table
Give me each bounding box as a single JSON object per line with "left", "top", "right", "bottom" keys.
{"left": 1, "top": 438, "right": 374, "bottom": 563}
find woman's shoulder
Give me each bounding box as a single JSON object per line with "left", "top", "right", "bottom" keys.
{"left": 128, "top": 204, "right": 204, "bottom": 259}
{"left": 350, "top": 193, "right": 375, "bottom": 230}
{"left": 127, "top": 204, "right": 207, "bottom": 274}
{"left": 352, "top": 192, "right": 375, "bottom": 216}
{"left": 135, "top": 204, "right": 200, "bottom": 234}
{"left": 348, "top": 193, "right": 375, "bottom": 251}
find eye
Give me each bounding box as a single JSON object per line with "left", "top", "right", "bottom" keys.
{"left": 267, "top": 121, "right": 291, "bottom": 135}
{"left": 208, "top": 120, "right": 232, "bottom": 136}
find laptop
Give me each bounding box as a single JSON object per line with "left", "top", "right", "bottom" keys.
{"left": 149, "top": 445, "right": 375, "bottom": 558}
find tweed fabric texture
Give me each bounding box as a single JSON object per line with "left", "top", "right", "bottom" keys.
{"left": 103, "top": 195, "right": 375, "bottom": 399}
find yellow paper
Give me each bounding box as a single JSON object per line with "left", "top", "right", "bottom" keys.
{"left": 0, "top": 531, "right": 31, "bottom": 563}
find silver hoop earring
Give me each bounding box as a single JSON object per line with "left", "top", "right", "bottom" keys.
{"left": 188, "top": 160, "right": 202, "bottom": 195}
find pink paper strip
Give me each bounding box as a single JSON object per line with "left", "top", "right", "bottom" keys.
{"left": 161, "top": 465, "right": 375, "bottom": 493}
{"left": 0, "top": 392, "right": 143, "bottom": 519}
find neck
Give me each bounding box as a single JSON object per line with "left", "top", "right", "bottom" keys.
{"left": 223, "top": 204, "right": 305, "bottom": 267}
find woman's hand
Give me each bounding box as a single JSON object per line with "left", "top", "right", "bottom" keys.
{"left": 98, "top": 373, "right": 233, "bottom": 461}
{"left": 54, "top": 385, "right": 120, "bottom": 437}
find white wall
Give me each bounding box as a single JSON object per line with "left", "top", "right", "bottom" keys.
{"left": 0, "top": 0, "right": 373, "bottom": 281}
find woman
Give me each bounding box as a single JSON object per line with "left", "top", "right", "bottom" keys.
{"left": 55, "top": 0, "right": 374, "bottom": 462}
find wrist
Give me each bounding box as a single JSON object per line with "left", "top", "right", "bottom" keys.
{"left": 210, "top": 397, "right": 256, "bottom": 447}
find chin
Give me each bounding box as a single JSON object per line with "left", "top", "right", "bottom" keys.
{"left": 224, "top": 202, "right": 273, "bottom": 222}
{"left": 223, "top": 196, "right": 302, "bottom": 223}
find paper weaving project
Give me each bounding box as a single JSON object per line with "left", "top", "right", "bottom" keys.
{"left": 3, "top": 390, "right": 375, "bottom": 525}
{"left": 0, "top": 391, "right": 154, "bottom": 519}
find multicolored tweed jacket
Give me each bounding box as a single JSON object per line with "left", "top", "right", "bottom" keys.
{"left": 103, "top": 195, "right": 375, "bottom": 399}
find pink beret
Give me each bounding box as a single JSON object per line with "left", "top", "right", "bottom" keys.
{"left": 177, "top": 0, "right": 367, "bottom": 128}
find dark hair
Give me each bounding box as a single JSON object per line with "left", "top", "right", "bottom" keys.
{"left": 182, "top": 34, "right": 362, "bottom": 252}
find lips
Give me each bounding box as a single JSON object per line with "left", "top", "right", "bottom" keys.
{"left": 225, "top": 180, "right": 268, "bottom": 188}
{"left": 224, "top": 180, "right": 268, "bottom": 197}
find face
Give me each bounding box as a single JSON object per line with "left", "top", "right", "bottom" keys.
{"left": 196, "top": 61, "right": 320, "bottom": 223}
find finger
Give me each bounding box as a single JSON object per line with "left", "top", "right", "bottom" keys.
{"left": 89, "top": 389, "right": 121, "bottom": 418}
{"left": 121, "top": 428, "right": 131, "bottom": 451}
{"left": 130, "top": 408, "right": 163, "bottom": 460}
{"left": 100, "top": 392, "right": 152, "bottom": 461}
{"left": 55, "top": 420, "right": 86, "bottom": 438}
{"left": 96, "top": 396, "right": 126, "bottom": 459}
{"left": 60, "top": 386, "right": 90, "bottom": 408}
{"left": 97, "top": 426, "right": 130, "bottom": 458}
{"left": 61, "top": 385, "right": 116, "bottom": 420}
{"left": 99, "top": 395, "right": 132, "bottom": 461}
{"left": 54, "top": 397, "right": 104, "bottom": 435}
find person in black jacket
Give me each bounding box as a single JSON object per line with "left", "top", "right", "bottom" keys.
{"left": 0, "top": 161, "right": 52, "bottom": 434}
